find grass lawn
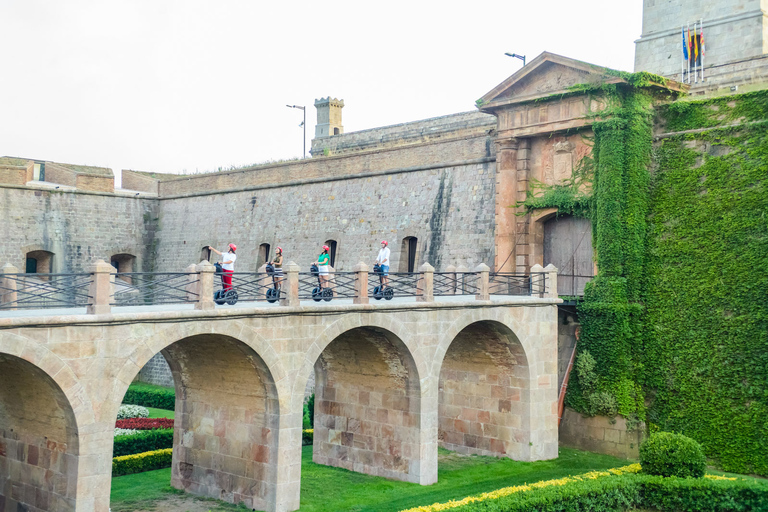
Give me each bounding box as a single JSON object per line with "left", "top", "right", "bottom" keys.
{"left": 146, "top": 407, "right": 175, "bottom": 419}
{"left": 128, "top": 381, "right": 174, "bottom": 393}
{"left": 112, "top": 446, "right": 629, "bottom": 512}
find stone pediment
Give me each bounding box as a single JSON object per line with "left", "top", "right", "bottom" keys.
{"left": 478, "top": 52, "right": 622, "bottom": 111}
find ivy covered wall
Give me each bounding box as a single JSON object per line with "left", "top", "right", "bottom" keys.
{"left": 643, "top": 92, "right": 768, "bottom": 475}
{"left": 553, "top": 85, "right": 768, "bottom": 475}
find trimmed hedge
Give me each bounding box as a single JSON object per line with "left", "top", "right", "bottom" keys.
{"left": 640, "top": 432, "right": 706, "bottom": 478}
{"left": 302, "top": 429, "right": 313, "bottom": 446}
{"left": 122, "top": 384, "right": 175, "bottom": 410}
{"left": 112, "top": 448, "right": 173, "bottom": 477}
{"left": 113, "top": 428, "right": 174, "bottom": 457}
{"left": 405, "top": 472, "right": 768, "bottom": 512}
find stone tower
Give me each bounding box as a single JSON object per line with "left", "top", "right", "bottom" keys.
{"left": 314, "top": 97, "right": 344, "bottom": 138}
{"left": 634, "top": 0, "right": 768, "bottom": 90}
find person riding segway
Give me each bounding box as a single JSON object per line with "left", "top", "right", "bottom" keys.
{"left": 210, "top": 244, "right": 238, "bottom": 305}
{"left": 312, "top": 245, "right": 333, "bottom": 302}
{"left": 265, "top": 247, "right": 283, "bottom": 303}
{"left": 373, "top": 240, "right": 393, "bottom": 300}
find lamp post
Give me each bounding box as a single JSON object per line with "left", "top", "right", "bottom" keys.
{"left": 504, "top": 52, "right": 526, "bottom": 66}
{"left": 286, "top": 104, "right": 306, "bottom": 159}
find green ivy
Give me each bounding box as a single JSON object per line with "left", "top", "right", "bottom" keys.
{"left": 642, "top": 94, "right": 768, "bottom": 475}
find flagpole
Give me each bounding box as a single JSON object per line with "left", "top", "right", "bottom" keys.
{"left": 681, "top": 25, "right": 685, "bottom": 83}
{"left": 701, "top": 18, "right": 705, "bottom": 81}
{"left": 687, "top": 23, "right": 691, "bottom": 84}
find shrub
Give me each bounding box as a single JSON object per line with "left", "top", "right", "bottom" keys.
{"left": 123, "top": 384, "right": 175, "bottom": 410}
{"left": 116, "top": 417, "right": 174, "bottom": 430}
{"left": 640, "top": 431, "right": 706, "bottom": 478}
{"left": 401, "top": 467, "right": 768, "bottom": 512}
{"left": 117, "top": 404, "right": 149, "bottom": 420}
{"left": 302, "top": 429, "right": 313, "bottom": 446}
{"left": 112, "top": 448, "right": 173, "bottom": 477}
{"left": 114, "top": 428, "right": 140, "bottom": 437}
{"left": 113, "top": 428, "right": 173, "bottom": 457}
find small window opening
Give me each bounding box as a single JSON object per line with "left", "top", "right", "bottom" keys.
{"left": 399, "top": 237, "right": 418, "bottom": 272}
{"left": 324, "top": 240, "right": 338, "bottom": 268}
{"left": 201, "top": 246, "right": 212, "bottom": 263}
{"left": 333, "top": 127, "right": 340, "bottom": 135}
{"left": 257, "top": 243, "right": 271, "bottom": 268}
{"left": 110, "top": 253, "right": 136, "bottom": 283}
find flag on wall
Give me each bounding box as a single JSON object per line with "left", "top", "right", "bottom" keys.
{"left": 682, "top": 26, "right": 689, "bottom": 60}
{"left": 700, "top": 23, "right": 705, "bottom": 56}
{"left": 693, "top": 25, "right": 699, "bottom": 62}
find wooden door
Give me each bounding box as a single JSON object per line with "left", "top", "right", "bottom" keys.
{"left": 543, "top": 215, "right": 593, "bottom": 296}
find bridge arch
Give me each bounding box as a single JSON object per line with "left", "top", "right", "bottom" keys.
{"left": 0, "top": 334, "right": 87, "bottom": 512}
{"left": 434, "top": 308, "right": 536, "bottom": 461}
{"left": 301, "top": 315, "right": 428, "bottom": 484}
{"left": 109, "top": 321, "right": 286, "bottom": 510}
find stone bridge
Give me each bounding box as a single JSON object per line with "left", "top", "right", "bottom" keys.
{"left": 0, "top": 265, "right": 560, "bottom": 512}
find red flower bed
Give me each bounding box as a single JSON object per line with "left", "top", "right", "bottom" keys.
{"left": 115, "top": 417, "right": 174, "bottom": 430}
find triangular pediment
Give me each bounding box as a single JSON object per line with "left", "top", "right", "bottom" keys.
{"left": 478, "top": 52, "right": 622, "bottom": 110}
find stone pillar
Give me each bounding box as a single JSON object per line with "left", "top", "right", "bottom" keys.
{"left": 445, "top": 264, "right": 456, "bottom": 294}
{"left": 544, "top": 263, "right": 558, "bottom": 298}
{"left": 475, "top": 263, "right": 490, "bottom": 300}
{"left": 195, "top": 260, "right": 215, "bottom": 310}
{"left": 1, "top": 263, "right": 19, "bottom": 310}
{"left": 87, "top": 260, "right": 113, "bottom": 315}
{"left": 280, "top": 261, "right": 300, "bottom": 307}
{"left": 530, "top": 264, "right": 546, "bottom": 297}
{"left": 185, "top": 264, "right": 198, "bottom": 302}
{"left": 455, "top": 265, "right": 470, "bottom": 295}
{"left": 417, "top": 262, "right": 434, "bottom": 302}
{"left": 494, "top": 137, "right": 519, "bottom": 272}
{"left": 353, "top": 262, "right": 369, "bottom": 305}
{"left": 515, "top": 138, "right": 532, "bottom": 273}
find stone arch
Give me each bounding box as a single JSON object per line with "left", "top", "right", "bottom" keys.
{"left": 296, "top": 314, "right": 425, "bottom": 400}
{"left": 0, "top": 344, "right": 83, "bottom": 511}
{"left": 303, "top": 315, "right": 426, "bottom": 483}
{"left": 434, "top": 308, "right": 535, "bottom": 460}
{"left": 111, "top": 321, "right": 285, "bottom": 510}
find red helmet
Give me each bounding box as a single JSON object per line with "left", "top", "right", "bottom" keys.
{"left": 322, "top": 245, "right": 330, "bottom": 251}
{"left": 228, "top": 243, "right": 237, "bottom": 252}
{"left": 381, "top": 240, "right": 388, "bottom": 246}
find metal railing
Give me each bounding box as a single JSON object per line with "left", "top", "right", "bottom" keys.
{"left": 229, "top": 272, "right": 282, "bottom": 303}
{"left": 298, "top": 271, "right": 357, "bottom": 301}
{"left": 556, "top": 274, "right": 593, "bottom": 297}
{"left": 111, "top": 272, "right": 198, "bottom": 306}
{"left": 433, "top": 272, "right": 479, "bottom": 296}
{"left": 0, "top": 273, "right": 92, "bottom": 310}
{"left": 488, "top": 272, "right": 546, "bottom": 296}
{"left": 368, "top": 271, "right": 421, "bottom": 298}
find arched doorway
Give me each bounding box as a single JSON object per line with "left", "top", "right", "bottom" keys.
{"left": 543, "top": 215, "right": 594, "bottom": 295}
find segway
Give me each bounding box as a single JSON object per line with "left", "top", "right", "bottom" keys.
{"left": 372, "top": 264, "right": 394, "bottom": 300}
{"left": 265, "top": 263, "right": 280, "bottom": 303}
{"left": 213, "top": 262, "right": 238, "bottom": 305}
{"left": 310, "top": 264, "right": 333, "bottom": 302}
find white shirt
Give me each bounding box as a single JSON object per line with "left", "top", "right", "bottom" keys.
{"left": 221, "top": 251, "right": 237, "bottom": 271}
{"left": 376, "top": 247, "right": 390, "bottom": 265}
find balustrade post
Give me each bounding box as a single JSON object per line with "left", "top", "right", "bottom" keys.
{"left": 1, "top": 263, "right": 19, "bottom": 310}
{"left": 456, "top": 265, "right": 469, "bottom": 295}
{"left": 353, "top": 262, "right": 369, "bottom": 305}
{"left": 87, "top": 259, "right": 114, "bottom": 315}
{"left": 544, "top": 264, "right": 559, "bottom": 298}
{"left": 195, "top": 261, "right": 216, "bottom": 310}
{"left": 280, "top": 261, "right": 300, "bottom": 307}
{"left": 417, "top": 262, "right": 434, "bottom": 302}
{"left": 530, "top": 263, "right": 546, "bottom": 297}
{"left": 185, "top": 264, "right": 198, "bottom": 302}
{"left": 475, "top": 263, "right": 490, "bottom": 300}
{"left": 445, "top": 264, "right": 456, "bottom": 294}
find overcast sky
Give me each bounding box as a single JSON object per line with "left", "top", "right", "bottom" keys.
{"left": 1, "top": 0, "right": 642, "bottom": 182}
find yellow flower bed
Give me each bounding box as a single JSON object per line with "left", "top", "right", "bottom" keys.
{"left": 399, "top": 464, "right": 642, "bottom": 512}
{"left": 112, "top": 448, "right": 173, "bottom": 476}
